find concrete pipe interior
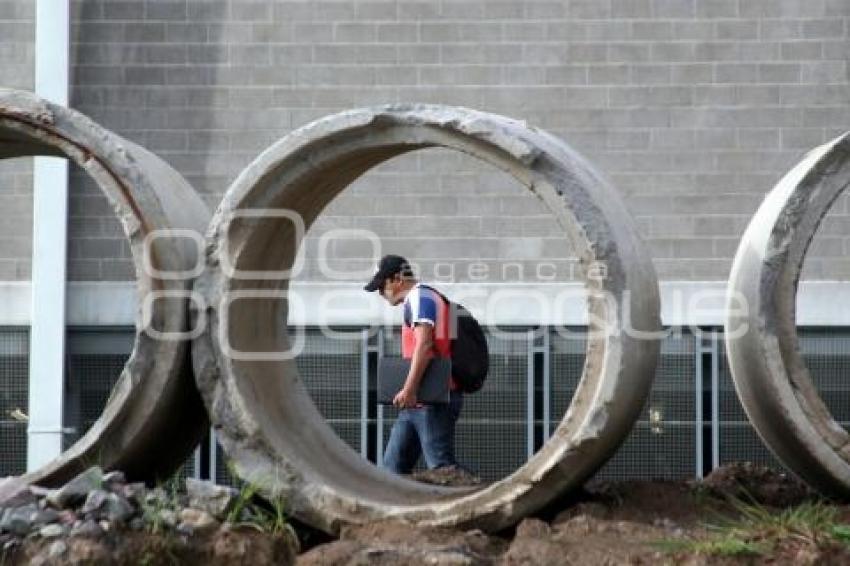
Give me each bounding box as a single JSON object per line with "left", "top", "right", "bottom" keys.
{"left": 194, "top": 105, "right": 662, "bottom": 534}
{"left": 0, "top": 89, "right": 209, "bottom": 486}
{"left": 726, "top": 132, "right": 850, "bottom": 496}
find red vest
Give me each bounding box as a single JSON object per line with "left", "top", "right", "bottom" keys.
{"left": 401, "top": 285, "right": 458, "bottom": 390}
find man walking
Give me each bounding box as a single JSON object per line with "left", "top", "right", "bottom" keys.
{"left": 364, "top": 254, "right": 463, "bottom": 475}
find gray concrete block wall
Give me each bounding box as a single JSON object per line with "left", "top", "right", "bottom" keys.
{"left": 0, "top": 0, "right": 34, "bottom": 281}
{"left": 2, "top": 1, "right": 849, "bottom": 283}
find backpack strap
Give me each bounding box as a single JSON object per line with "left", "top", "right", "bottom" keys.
{"left": 416, "top": 284, "right": 455, "bottom": 346}
{"left": 417, "top": 283, "right": 450, "bottom": 306}
{"left": 404, "top": 285, "right": 443, "bottom": 357}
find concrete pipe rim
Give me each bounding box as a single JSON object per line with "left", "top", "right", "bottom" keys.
{"left": 0, "top": 88, "right": 208, "bottom": 486}
{"left": 725, "top": 132, "right": 850, "bottom": 495}
{"left": 193, "top": 103, "right": 661, "bottom": 534}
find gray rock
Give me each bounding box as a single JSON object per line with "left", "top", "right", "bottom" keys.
{"left": 80, "top": 489, "right": 109, "bottom": 515}
{"left": 79, "top": 490, "right": 133, "bottom": 523}
{"left": 38, "top": 524, "right": 67, "bottom": 538}
{"left": 185, "top": 478, "right": 238, "bottom": 519}
{"left": 31, "top": 508, "right": 60, "bottom": 526}
{"left": 104, "top": 493, "right": 134, "bottom": 523}
{"left": 46, "top": 467, "right": 103, "bottom": 509}
{"left": 0, "top": 478, "right": 33, "bottom": 508}
{"left": 129, "top": 517, "right": 145, "bottom": 531}
{"left": 29, "top": 485, "right": 50, "bottom": 499}
{"left": 178, "top": 508, "right": 219, "bottom": 535}
{"left": 123, "top": 482, "right": 146, "bottom": 505}
{"left": 48, "top": 539, "right": 68, "bottom": 558}
{"left": 70, "top": 519, "right": 102, "bottom": 538}
{"left": 57, "top": 510, "right": 77, "bottom": 525}
{"left": 102, "top": 471, "right": 126, "bottom": 488}
{"left": 0, "top": 504, "right": 38, "bottom": 536}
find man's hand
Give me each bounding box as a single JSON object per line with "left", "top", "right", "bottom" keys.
{"left": 393, "top": 386, "right": 419, "bottom": 409}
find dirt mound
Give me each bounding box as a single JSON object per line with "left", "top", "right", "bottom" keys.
{"left": 298, "top": 520, "right": 507, "bottom": 565}
{"left": 701, "top": 461, "right": 817, "bottom": 507}
{"left": 296, "top": 463, "right": 850, "bottom": 565}
{"left": 10, "top": 526, "right": 296, "bottom": 566}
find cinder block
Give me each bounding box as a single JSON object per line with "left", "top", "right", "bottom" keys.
{"left": 397, "top": 44, "right": 439, "bottom": 63}
{"left": 124, "top": 22, "right": 167, "bottom": 42}
{"left": 671, "top": 63, "right": 712, "bottom": 83}
{"left": 569, "top": 0, "right": 612, "bottom": 19}
{"left": 293, "top": 22, "right": 333, "bottom": 42}
{"left": 715, "top": 20, "right": 758, "bottom": 39}
{"left": 334, "top": 22, "right": 377, "bottom": 42}
{"left": 739, "top": 43, "right": 780, "bottom": 62}
{"left": 781, "top": 85, "right": 847, "bottom": 106}
{"left": 589, "top": 64, "right": 630, "bottom": 85}
{"left": 420, "top": 22, "right": 463, "bottom": 43}
{"left": 780, "top": 128, "right": 826, "bottom": 149}
{"left": 526, "top": 1, "right": 567, "bottom": 19}
{"left": 188, "top": 1, "right": 229, "bottom": 21}
{"left": 650, "top": 42, "right": 695, "bottom": 62}
{"left": 484, "top": 2, "right": 525, "bottom": 19}
{"left": 230, "top": 1, "right": 271, "bottom": 21}
{"left": 67, "top": 260, "right": 102, "bottom": 281}
{"left": 229, "top": 44, "right": 271, "bottom": 66}
{"left": 313, "top": 1, "right": 356, "bottom": 21}
{"left": 758, "top": 63, "right": 801, "bottom": 83}
{"left": 611, "top": 0, "right": 652, "bottom": 19}
{"left": 377, "top": 23, "right": 418, "bottom": 42}
{"left": 737, "top": 128, "right": 780, "bottom": 149}
{"left": 734, "top": 85, "right": 781, "bottom": 105}
{"left": 759, "top": 20, "right": 802, "bottom": 40}
{"left": 801, "top": 19, "right": 845, "bottom": 38}
{"left": 780, "top": 42, "right": 824, "bottom": 61}
{"left": 672, "top": 21, "right": 715, "bottom": 40}
{"left": 145, "top": 1, "right": 188, "bottom": 21}
{"left": 715, "top": 63, "right": 759, "bottom": 83}
{"left": 503, "top": 22, "right": 547, "bottom": 41}
{"left": 103, "top": 1, "right": 145, "bottom": 21}
{"left": 630, "top": 64, "right": 672, "bottom": 84}
{"left": 608, "top": 43, "right": 651, "bottom": 63}
{"left": 694, "top": 41, "right": 739, "bottom": 61}
{"left": 101, "top": 259, "right": 135, "bottom": 281}
{"left": 439, "top": 1, "right": 484, "bottom": 19}
{"left": 651, "top": 0, "right": 695, "bottom": 18}
{"left": 690, "top": 258, "right": 732, "bottom": 279}
{"left": 567, "top": 43, "right": 609, "bottom": 63}
{"left": 696, "top": 0, "right": 738, "bottom": 18}
{"left": 354, "top": 1, "right": 396, "bottom": 20}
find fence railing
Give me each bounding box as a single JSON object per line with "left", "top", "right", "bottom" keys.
{"left": 0, "top": 325, "right": 824, "bottom": 484}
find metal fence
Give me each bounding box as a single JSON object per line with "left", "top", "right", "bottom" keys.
{"left": 2, "top": 325, "right": 850, "bottom": 484}
{"left": 0, "top": 327, "right": 28, "bottom": 477}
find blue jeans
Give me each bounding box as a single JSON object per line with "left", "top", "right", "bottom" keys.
{"left": 382, "top": 389, "right": 463, "bottom": 474}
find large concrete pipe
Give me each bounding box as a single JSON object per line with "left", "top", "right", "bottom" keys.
{"left": 0, "top": 89, "right": 210, "bottom": 485}
{"left": 726, "top": 132, "right": 850, "bottom": 496}
{"left": 192, "top": 104, "right": 662, "bottom": 534}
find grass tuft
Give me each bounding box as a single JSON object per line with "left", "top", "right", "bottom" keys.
{"left": 656, "top": 493, "right": 850, "bottom": 558}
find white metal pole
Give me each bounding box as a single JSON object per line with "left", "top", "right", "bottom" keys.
{"left": 27, "top": 0, "right": 70, "bottom": 471}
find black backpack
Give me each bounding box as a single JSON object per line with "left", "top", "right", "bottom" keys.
{"left": 414, "top": 284, "right": 489, "bottom": 394}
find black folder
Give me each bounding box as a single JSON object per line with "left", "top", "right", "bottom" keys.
{"left": 377, "top": 357, "right": 451, "bottom": 405}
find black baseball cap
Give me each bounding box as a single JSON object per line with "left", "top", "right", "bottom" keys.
{"left": 364, "top": 254, "right": 413, "bottom": 292}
